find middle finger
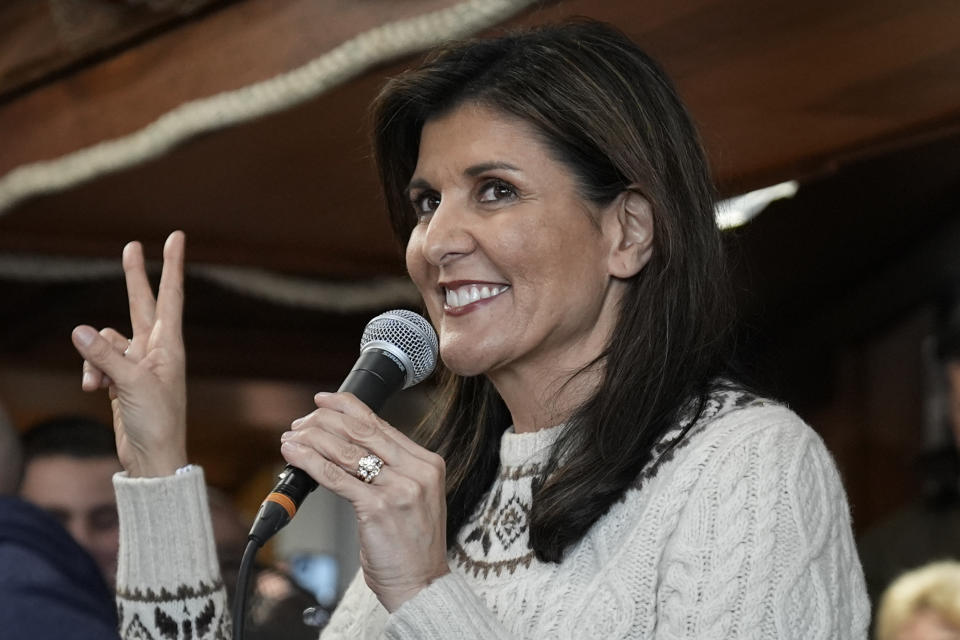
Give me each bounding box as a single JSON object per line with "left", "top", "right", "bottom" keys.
{"left": 314, "top": 392, "right": 437, "bottom": 464}
{"left": 283, "top": 428, "right": 380, "bottom": 478}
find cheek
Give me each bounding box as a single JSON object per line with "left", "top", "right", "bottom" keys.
{"left": 405, "top": 235, "right": 443, "bottom": 323}
{"left": 405, "top": 235, "right": 429, "bottom": 288}
{"left": 509, "top": 233, "right": 598, "bottom": 293}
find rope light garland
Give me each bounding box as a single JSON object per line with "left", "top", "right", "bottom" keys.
{"left": 0, "top": 252, "right": 420, "bottom": 313}
{"left": 0, "top": 0, "right": 537, "bottom": 215}
{"left": 193, "top": 264, "right": 420, "bottom": 311}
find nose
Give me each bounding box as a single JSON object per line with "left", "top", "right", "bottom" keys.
{"left": 419, "top": 199, "right": 475, "bottom": 267}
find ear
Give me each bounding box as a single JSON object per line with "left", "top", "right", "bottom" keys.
{"left": 604, "top": 188, "right": 654, "bottom": 278}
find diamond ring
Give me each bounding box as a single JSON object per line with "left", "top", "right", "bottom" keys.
{"left": 357, "top": 454, "right": 384, "bottom": 483}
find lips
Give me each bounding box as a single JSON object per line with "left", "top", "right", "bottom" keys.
{"left": 442, "top": 283, "right": 510, "bottom": 309}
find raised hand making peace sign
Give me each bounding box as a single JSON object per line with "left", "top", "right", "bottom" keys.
{"left": 70, "top": 231, "right": 187, "bottom": 478}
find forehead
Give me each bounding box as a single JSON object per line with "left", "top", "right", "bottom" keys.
{"left": 414, "top": 103, "right": 547, "bottom": 176}
{"left": 21, "top": 455, "right": 121, "bottom": 505}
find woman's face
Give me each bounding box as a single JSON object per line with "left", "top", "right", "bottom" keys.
{"left": 405, "top": 103, "right": 625, "bottom": 382}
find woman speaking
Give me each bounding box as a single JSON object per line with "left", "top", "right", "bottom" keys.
{"left": 71, "top": 20, "right": 869, "bottom": 639}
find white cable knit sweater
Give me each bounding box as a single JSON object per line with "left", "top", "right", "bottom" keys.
{"left": 113, "top": 392, "right": 870, "bottom": 639}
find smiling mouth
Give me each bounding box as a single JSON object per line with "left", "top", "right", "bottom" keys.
{"left": 443, "top": 283, "right": 510, "bottom": 309}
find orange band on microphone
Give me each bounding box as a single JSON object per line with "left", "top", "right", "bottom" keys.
{"left": 265, "top": 492, "right": 297, "bottom": 519}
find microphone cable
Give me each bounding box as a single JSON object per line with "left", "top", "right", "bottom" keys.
{"left": 232, "top": 538, "right": 260, "bottom": 640}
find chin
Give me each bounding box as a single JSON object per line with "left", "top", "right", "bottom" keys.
{"left": 441, "top": 357, "right": 488, "bottom": 378}
{"left": 439, "top": 344, "right": 492, "bottom": 378}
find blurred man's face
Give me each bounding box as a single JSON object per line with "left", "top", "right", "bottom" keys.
{"left": 20, "top": 455, "right": 122, "bottom": 588}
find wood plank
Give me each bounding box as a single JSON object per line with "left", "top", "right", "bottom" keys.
{"left": 0, "top": 0, "right": 226, "bottom": 101}
{"left": 0, "top": 0, "right": 465, "bottom": 175}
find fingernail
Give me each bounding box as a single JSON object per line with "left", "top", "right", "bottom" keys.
{"left": 281, "top": 430, "right": 295, "bottom": 441}
{"left": 291, "top": 417, "right": 305, "bottom": 429}
{"left": 82, "top": 372, "right": 94, "bottom": 388}
{"left": 281, "top": 441, "right": 302, "bottom": 453}
{"left": 74, "top": 326, "right": 96, "bottom": 347}
{"left": 315, "top": 392, "right": 331, "bottom": 400}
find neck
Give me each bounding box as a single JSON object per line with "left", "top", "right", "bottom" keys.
{"left": 489, "top": 357, "right": 604, "bottom": 434}
{"left": 483, "top": 281, "right": 623, "bottom": 433}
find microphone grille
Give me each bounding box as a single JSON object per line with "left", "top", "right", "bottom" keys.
{"left": 360, "top": 310, "right": 439, "bottom": 388}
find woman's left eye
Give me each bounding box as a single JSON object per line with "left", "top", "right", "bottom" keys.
{"left": 478, "top": 180, "right": 517, "bottom": 203}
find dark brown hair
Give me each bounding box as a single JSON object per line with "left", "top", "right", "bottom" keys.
{"left": 372, "top": 19, "right": 736, "bottom": 562}
{"left": 22, "top": 415, "right": 117, "bottom": 462}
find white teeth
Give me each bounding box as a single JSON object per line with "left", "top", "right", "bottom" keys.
{"left": 444, "top": 284, "right": 508, "bottom": 308}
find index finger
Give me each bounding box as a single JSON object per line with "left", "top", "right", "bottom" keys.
{"left": 72, "top": 325, "right": 137, "bottom": 387}
{"left": 155, "top": 231, "right": 186, "bottom": 341}
{"left": 314, "top": 392, "right": 436, "bottom": 464}
{"left": 122, "top": 241, "right": 156, "bottom": 338}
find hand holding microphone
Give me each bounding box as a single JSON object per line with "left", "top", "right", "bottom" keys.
{"left": 249, "top": 309, "right": 439, "bottom": 544}
{"left": 277, "top": 313, "right": 451, "bottom": 613}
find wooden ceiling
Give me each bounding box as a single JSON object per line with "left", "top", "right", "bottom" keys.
{"left": 2, "top": 0, "right": 959, "bottom": 495}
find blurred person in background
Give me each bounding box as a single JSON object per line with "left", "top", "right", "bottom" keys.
{"left": 20, "top": 415, "right": 122, "bottom": 589}
{"left": 20, "top": 413, "right": 324, "bottom": 637}
{"left": 874, "top": 561, "right": 960, "bottom": 640}
{"left": 859, "top": 301, "right": 960, "bottom": 611}
{"left": 0, "top": 407, "right": 119, "bottom": 638}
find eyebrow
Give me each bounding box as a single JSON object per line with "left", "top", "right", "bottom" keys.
{"left": 406, "top": 161, "right": 522, "bottom": 195}
{"left": 465, "top": 161, "right": 520, "bottom": 176}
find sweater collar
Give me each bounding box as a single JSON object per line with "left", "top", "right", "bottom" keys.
{"left": 499, "top": 423, "right": 567, "bottom": 467}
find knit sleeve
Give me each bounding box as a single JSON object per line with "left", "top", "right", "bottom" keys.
{"left": 113, "top": 466, "right": 230, "bottom": 640}
{"left": 653, "top": 405, "right": 870, "bottom": 639}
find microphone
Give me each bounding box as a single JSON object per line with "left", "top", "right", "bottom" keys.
{"left": 247, "top": 309, "right": 439, "bottom": 545}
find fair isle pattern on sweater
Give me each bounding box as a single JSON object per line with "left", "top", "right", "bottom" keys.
{"left": 452, "top": 389, "right": 765, "bottom": 580}
{"left": 455, "top": 467, "right": 540, "bottom": 578}
{"left": 116, "top": 581, "right": 229, "bottom": 640}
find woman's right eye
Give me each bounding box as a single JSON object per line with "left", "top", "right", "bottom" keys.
{"left": 412, "top": 191, "right": 441, "bottom": 220}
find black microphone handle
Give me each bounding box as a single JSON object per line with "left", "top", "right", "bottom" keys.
{"left": 337, "top": 347, "right": 407, "bottom": 413}
{"left": 248, "top": 348, "right": 406, "bottom": 544}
